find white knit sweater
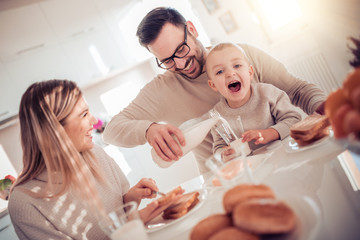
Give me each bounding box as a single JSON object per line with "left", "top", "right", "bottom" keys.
{"left": 8, "top": 145, "right": 130, "bottom": 240}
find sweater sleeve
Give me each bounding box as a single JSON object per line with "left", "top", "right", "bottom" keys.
{"left": 267, "top": 86, "right": 302, "bottom": 139}
{"left": 102, "top": 74, "right": 166, "bottom": 147}
{"left": 242, "top": 44, "right": 326, "bottom": 114}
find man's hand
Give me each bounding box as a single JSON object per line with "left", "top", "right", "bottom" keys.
{"left": 123, "top": 178, "right": 158, "bottom": 206}
{"left": 146, "top": 123, "right": 185, "bottom": 161}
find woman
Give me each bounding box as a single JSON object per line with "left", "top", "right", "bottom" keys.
{"left": 8, "top": 79, "right": 178, "bottom": 239}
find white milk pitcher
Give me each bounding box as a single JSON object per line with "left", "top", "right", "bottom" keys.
{"left": 151, "top": 116, "right": 220, "bottom": 168}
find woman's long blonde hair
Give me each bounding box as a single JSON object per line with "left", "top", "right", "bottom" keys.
{"left": 13, "top": 80, "right": 105, "bottom": 211}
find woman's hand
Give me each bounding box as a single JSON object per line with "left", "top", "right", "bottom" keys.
{"left": 123, "top": 178, "right": 158, "bottom": 206}
{"left": 242, "top": 129, "right": 279, "bottom": 145}
{"left": 138, "top": 194, "right": 182, "bottom": 224}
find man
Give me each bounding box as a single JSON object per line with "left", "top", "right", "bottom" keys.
{"left": 103, "top": 7, "right": 326, "bottom": 173}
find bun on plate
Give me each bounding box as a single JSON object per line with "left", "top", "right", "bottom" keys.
{"left": 190, "top": 214, "right": 232, "bottom": 240}
{"left": 208, "top": 227, "right": 260, "bottom": 240}
{"left": 191, "top": 184, "right": 297, "bottom": 239}
{"left": 223, "top": 184, "right": 275, "bottom": 213}
{"left": 232, "top": 198, "right": 296, "bottom": 234}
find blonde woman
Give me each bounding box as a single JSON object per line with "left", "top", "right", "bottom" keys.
{"left": 8, "top": 80, "right": 179, "bottom": 239}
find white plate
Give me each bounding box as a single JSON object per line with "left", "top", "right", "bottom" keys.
{"left": 262, "top": 195, "right": 322, "bottom": 240}
{"left": 145, "top": 189, "right": 207, "bottom": 233}
{"left": 285, "top": 131, "right": 333, "bottom": 153}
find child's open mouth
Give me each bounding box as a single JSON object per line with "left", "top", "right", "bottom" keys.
{"left": 228, "top": 81, "right": 241, "bottom": 92}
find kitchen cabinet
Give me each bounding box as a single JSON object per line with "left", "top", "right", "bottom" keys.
{"left": 40, "top": 0, "right": 105, "bottom": 41}
{"left": 1, "top": 44, "right": 78, "bottom": 121}
{"left": 0, "top": 0, "right": 137, "bottom": 124}
{"left": 0, "top": 4, "right": 55, "bottom": 62}
{"left": 59, "top": 28, "right": 126, "bottom": 87}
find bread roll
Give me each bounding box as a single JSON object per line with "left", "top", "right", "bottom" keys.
{"left": 223, "top": 184, "right": 275, "bottom": 213}
{"left": 157, "top": 186, "right": 184, "bottom": 206}
{"left": 163, "top": 192, "right": 200, "bottom": 219}
{"left": 232, "top": 198, "right": 296, "bottom": 234}
{"left": 190, "top": 214, "right": 232, "bottom": 240}
{"left": 209, "top": 227, "right": 259, "bottom": 240}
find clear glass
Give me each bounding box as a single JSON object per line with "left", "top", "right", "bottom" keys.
{"left": 99, "top": 201, "right": 149, "bottom": 240}
{"left": 206, "top": 153, "right": 246, "bottom": 187}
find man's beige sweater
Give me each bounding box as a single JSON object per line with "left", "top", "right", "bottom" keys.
{"left": 103, "top": 44, "right": 326, "bottom": 173}
{"left": 8, "top": 145, "right": 130, "bottom": 240}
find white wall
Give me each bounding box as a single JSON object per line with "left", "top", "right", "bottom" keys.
{"left": 190, "top": 0, "right": 359, "bottom": 90}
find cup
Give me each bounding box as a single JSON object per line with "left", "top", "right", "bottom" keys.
{"left": 229, "top": 138, "right": 252, "bottom": 158}
{"left": 205, "top": 154, "right": 245, "bottom": 187}
{"left": 99, "top": 201, "right": 149, "bottom": 240}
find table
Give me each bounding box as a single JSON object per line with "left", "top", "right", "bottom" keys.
{"left": 148, "top": 138, "right": 360, "bottom": 240}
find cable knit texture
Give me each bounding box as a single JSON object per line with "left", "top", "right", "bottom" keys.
{"left": 8, "top": 145, "right": 130, "bottom": 240}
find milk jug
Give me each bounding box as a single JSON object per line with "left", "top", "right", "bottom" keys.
{"left": 151, "top": 115, "right": 220, "bottom": 168}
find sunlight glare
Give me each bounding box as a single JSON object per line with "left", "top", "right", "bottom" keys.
{"left": 89, "top": 45, "right": 110, "bottom": 75}
{"left": 258, "top": 0, "right": 303, "bottom": 30}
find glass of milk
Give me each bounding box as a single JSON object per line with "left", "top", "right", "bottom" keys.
{"left": 99, "top": 201, "right": 149, "bottom": 240}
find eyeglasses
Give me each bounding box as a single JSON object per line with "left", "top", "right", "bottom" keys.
{"left": 156, "top": 24, "right": 191, "bottom": 70}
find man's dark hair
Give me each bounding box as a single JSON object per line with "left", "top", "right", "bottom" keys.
{"left": 136, "top": 7, "right": 187, "bottom": 49}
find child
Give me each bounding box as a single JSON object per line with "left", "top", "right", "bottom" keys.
{"left": 206, "top": 43, "right": 301, "bottom": 154}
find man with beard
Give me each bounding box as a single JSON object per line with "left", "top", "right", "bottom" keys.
{"left": 103, "top": 7, "right": 326, "bottom": 173}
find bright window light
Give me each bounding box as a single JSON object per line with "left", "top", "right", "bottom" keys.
{"left": 99, "top": 73, "right": 145, "bottom": 116}
{"left": 103, "top": 145, "right": 131, "bottom": 176}
{"left": 258, "top": 0, "right": 303, "bottom": 30}
{"left": 89, "top": 45, "right": 110, "bottom": 75}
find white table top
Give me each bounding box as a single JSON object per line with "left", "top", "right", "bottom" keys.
{"left": 147, "top": 137, "right": 360, "bottom": 240}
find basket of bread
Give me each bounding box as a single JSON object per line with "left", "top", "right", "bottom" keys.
{"left": 323, "top": 36, "right": 360, "bottom": 153}
{"left": 190, "top": 184, "right": 296, "bottom": 240}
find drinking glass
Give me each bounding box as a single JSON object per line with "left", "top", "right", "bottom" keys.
{"left": 99, "top": 201, "right": 149, "bottom": 240}
{"left": 206, "top": 139, "right": 254, "bottom": 187}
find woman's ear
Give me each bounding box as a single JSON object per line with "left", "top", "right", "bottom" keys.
{"left": 208, "top": 79, "right": 218, "bottom": 92}
{"left": 186, "top": 21, "right": 199, "bottom": 38}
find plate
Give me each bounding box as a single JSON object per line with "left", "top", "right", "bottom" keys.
{"left": 285, "top": 131, "right": 333, "bottom": 153}
{"left": 262, "top": 195, "right": 322, "bottom": 240}
{"left": 145, "top": 189, "right": 207, "bottom": 233}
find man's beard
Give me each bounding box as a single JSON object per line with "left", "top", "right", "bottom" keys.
{"left": 176, "top": 40, "right": 206, "bottom": 80}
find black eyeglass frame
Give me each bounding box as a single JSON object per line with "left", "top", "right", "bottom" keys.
{"left": 155, "top": 24, "right": 191, "bottom": 70}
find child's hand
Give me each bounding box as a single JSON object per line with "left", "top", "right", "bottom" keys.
{"left": 242, "top": 129, "right": 279, "bottom": 145}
